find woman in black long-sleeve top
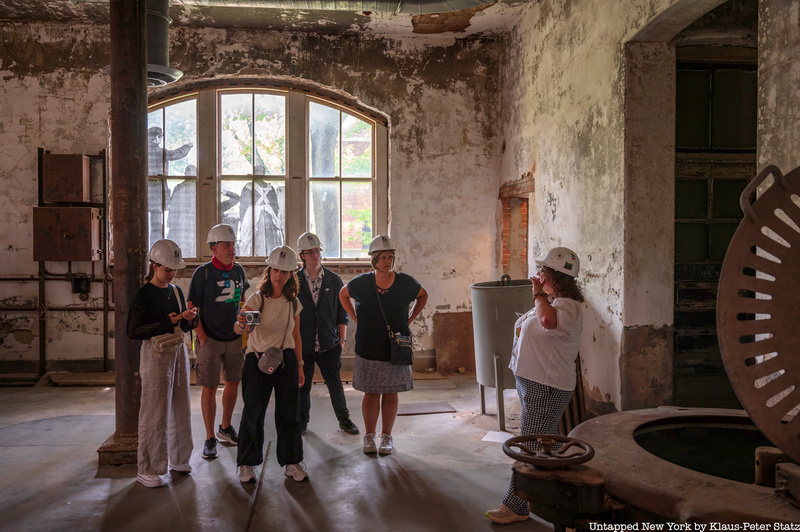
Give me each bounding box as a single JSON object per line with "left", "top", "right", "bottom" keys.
{"left": 127, "top": 239, "right": 198, "bottom": 488}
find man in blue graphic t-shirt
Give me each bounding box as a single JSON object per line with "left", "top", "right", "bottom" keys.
{"left": 188, "top": 224, "right": 250, "bottom": 459}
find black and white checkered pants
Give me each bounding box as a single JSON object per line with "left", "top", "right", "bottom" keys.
{"left": 502, "top": 375, "right": 574, "bottom": 516}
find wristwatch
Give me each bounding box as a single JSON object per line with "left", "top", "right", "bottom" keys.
{"left": 298, "top": 359, "right": 305, "bottom": 366}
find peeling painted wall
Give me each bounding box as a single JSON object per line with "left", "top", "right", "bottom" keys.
{"left": 2, "top": 0, "right": 796, "bottom": 418}
{"left": 758, "top": 0, "right": 800, "bottom": 172}
{"left": 0, "top": 23, "right": 112, "bottom": 371}
{"left": 0, "top": 21, "right": 504, "bottom": 370}
{"left": 497, "top": 0, "right": 686, "bottom": 411}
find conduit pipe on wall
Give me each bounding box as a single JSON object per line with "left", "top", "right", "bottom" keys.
{"left": 75, "top": 0, "right": 496, "bottom": 15}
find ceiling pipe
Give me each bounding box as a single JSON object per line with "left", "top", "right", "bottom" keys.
{"left": 78, "top": 0, "right": 496, "bottom": 15}
{"left": 147, "top": 0, "right": 182, "bottom": 86}
{"left": 102, "top": 0, "right": 183, "bottom": 86}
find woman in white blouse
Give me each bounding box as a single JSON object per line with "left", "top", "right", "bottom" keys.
{"left": 486, "top": 247, "right": 584, "bottom": 525}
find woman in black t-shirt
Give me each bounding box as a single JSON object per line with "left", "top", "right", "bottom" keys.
{"left": 339, "top": 235, "right": 428, "bottom": 456}
{"left": 127, "top": 239, "right": 198, "bottom": 488}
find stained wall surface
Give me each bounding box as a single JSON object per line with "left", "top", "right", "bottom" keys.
{"left": 497, "top": 0, "right": 686, "bottom": 412}
{"left": 0, "top": 21, "right": 503, "bottom": 372}
{"left": 759, "top": 0, "right": 800, "bottom": 172}
{"left": 2, "top": 0, "right": 796, "bottom": 414}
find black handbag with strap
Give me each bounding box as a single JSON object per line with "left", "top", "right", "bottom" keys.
{"left": 372, "top": 274, "right": 413, "bottom": 366}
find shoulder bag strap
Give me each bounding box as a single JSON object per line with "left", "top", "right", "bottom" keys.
{"left": 280, "top": 298, "right": 297, "bottom": 349}
{"left": 170, "top": 284, "right": 184, "bottom": 335}
{"left": 171, "top": 284, "right": 184, "bottom": 313}
{"left": 372, "top": 272, "right": 395, "bottom": 340}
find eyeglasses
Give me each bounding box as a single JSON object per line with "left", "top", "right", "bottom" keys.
{"left": 302, "top": 248, "right": 322, "bottom": 256}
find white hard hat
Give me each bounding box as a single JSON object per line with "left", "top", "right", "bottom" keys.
{"left": 535, "top": 247, "right": 580, "bottom": 277}
{"left": 368, "top": 235, "right": 395, "bottom": 255}
{"left": 148, "top": 239, "right": 186, "bottom": 270}
{"left": 206, "top": 223, "right": 236, "bottom": 244}
{"left": 297, "top": 232, "right": 321, "bottom": 251}
{"left": 267, "top": 245, "right": 299, "bottom": 272}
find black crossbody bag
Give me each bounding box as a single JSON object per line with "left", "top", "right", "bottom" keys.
{"left": 372, "top": 274, "right": 413, "bottom": 366}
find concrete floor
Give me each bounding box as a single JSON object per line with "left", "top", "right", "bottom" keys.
{"left": 0, "top": 373, "right": 552, "bottom": 532}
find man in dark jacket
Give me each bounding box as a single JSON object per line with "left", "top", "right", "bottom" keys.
{"left": 296, "top": 232, "right": 359, "bottom": 435}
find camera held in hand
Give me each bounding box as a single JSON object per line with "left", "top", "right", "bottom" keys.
{"left": 242, "top": 311, "right": 261, "bottom": 325}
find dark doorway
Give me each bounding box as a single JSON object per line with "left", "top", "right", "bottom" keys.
{"left": 673, "top": 56, "right": 756, "bottom": 407}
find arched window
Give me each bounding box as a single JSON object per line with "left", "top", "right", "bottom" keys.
{"left": 147, "top": 86, "right": 388, "bottom": 262}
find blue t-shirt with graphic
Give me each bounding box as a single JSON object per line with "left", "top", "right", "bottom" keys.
{"left": 188, "top": 262, "right": 250, "bottom": 342}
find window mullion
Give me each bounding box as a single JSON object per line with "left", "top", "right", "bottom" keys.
{"left": 196, "top": 90, "right": 216, "bottom": 261}
{"left": 375, "top": 123, "right": 389, "bottom": 236}
{"left": 285, "top": 91, "right": 307, "bottom": 249}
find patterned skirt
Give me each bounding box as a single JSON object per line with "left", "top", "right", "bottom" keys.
{"left": 352, "top": 354, "right": 413, "bottom": 394}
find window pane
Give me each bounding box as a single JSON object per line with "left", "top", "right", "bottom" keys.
{"left": 710, "top": 223, "right": 738, "bottom": 262}
{"left": 711, "top": 179, "right": 747, "bottom": 219}
{"left": 675, "top": 180, "right": 708, "bottom": 220}
{"left": 148, "top": 179, "right": 165, "bottom": 250}
{"left": 342, "top": 181, "right": 372, "bottom": 258}
{"left": 309, "top": 102, "right": 340, "bottom": 178}
{"left": 712, "top": 70, "right": 757, "bottom": 150}
{"left": 254, "top": 94, "right": 286, "bottom": 175}
{"left": 676, "top": 70, "right": 711, "bottom": 149}
{"left": 220, "top": 179, "right": 247, "bottom": 250}
{"left": 164, "top": 99, "right": 196, "bottom": 176}
{"left": 341, "top": 113, "right": 372, "bottom": 177}
{"left": 165, "top": 178, "right": 196, "bottom": 257}
{"left": 309, "top": 181, "right": 341, "bottom": 257}
{"left": 220, "top": 93, "right": 254, "bottom": 175}
{"left": 675, "top": 223, "right": 708, "bottom": 263}
{"left": 232, "top": 178, "right": 285, "bottom": 257}
{"left": 147, "top": 111, "right": 165, "bottom": 176}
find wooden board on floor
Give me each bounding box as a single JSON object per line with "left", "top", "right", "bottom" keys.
{"left": 397, "top": 401, "right": 456, "bottom": 416}
{"left": 45, "top": 371, "right": 115, "bottom": 386}
{"left": 312, "top": 370, "right": 445, "bottom": 384}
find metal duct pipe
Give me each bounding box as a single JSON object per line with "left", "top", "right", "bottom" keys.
{"left": 80, "top": 0, "right": 496, "bottom": 15}
{"left": 179, "top": 0, "right": 495, "bottom": 14}
{"left": 147, "top": 0, "right": 182, "bottom": 86}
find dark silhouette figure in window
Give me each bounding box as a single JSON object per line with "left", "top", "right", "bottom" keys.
{"left": 148, "top": 126, "right": 194, "bottom": 248}
{"left": 238, "top": 164, "right": 284, "bottom": 255}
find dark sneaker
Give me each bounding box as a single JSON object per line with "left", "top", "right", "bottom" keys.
{"left": 203, "top": 437, "right": 217, "bottom": 459}
{"left": 217, "top": 424, "right": 239, "bottom": 445}
{"left": 339, "top": 418, "right": 360, "bottom": 435}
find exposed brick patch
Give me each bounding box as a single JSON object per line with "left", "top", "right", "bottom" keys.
{"left": 499, "top": 173, "right": 534, "bottom": 273}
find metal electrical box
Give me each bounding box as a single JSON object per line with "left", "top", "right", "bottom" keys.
{"left": 42, "top": 154, "right": 91, "bottom": 203}
{"left": 33, "top": 207, "right": 101, "bottom": 261}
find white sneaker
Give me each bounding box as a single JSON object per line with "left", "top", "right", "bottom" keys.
{"left": 363, "top": 433, "right": 377, "bottom": 454}
{"left": 378, "top": 433, "right": 394, "bottom": 455}
{"left": 239, "top": 465, "right": 256, "bottom": 483}
{"left": 169, "top": 463, "right": 192, "bottom": 473}
{"left": 137, "top": 474, "right": 166, "bottom": 488}
{"left": 284, "top": 463, "right": 309, "bottom": 482}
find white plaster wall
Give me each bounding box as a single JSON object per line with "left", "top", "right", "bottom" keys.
{"left": 497, "top": 0, "right": 682, "bottom": 409}
{"left": 0, "top": 22, "right": 503, "bottom": 368}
